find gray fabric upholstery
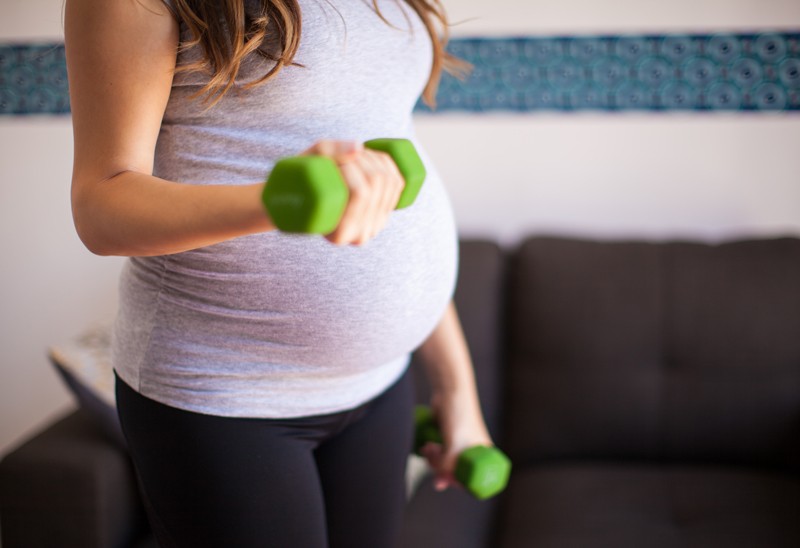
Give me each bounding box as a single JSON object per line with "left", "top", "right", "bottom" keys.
{"left": 0, "top": 410, "right": 149, "bottom": 548}
{"left": 506, "top": 237, "right": 800, "bottom": 470}
{"left": 498, "top": 464, "right": 799, "bottom": 548}
{"left": 497, "top": 236, "right": 799, "bottom": 548}
{"left": 399, "top": 475, "right": 500, "bottom": 548}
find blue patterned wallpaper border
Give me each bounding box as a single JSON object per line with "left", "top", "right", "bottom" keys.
{"left": 1, "top": 32, "right": 799, "bottom": 115}
{"left": 0, "top": 44, "right": 69, "bottom": 115}
{"left": 423, "top": 32, "right": 800, "bottom": 112}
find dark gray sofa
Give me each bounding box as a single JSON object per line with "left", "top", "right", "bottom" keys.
{"left": 2, "top": 236, "right": 799, "bottom": 548}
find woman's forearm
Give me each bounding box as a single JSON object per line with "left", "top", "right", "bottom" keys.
{"left": 416, "top": 301, "right": 481, "bottom": 400}
{"left": 416, "top": 301, "right": 491, "bottom": 441}
{"left": 72, "top": 171, "right": 272, "bottom": 257}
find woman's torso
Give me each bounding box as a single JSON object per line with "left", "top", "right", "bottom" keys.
{"left": 112, "top": 0, "right": 458, "bottom": 418}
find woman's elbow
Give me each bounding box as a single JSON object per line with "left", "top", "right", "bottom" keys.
{"left": 72, "top": 212, "right": 115, "bottom": 256}
{"left": 71, "top": 184, "right": 118, "bottom": 256}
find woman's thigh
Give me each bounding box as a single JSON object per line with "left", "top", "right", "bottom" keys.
{"left": 116, "top": 377, "right": 329, "bottom": 548}
{"left": 314, "top": 369, "right": 415, "bottom": 548}
{"left": 116, "top": 369, "right": 414, "bottom": 548}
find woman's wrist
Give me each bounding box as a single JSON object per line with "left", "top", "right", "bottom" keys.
{"left": 430, "top": 389, "right": 492, "bottom": 444}
{"left": 242, "top": 182, "right": 274, "bottom": 233}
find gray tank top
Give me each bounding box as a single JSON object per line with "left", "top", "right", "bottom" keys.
{"left": 112, "top": 0, "right": 458, "bottom": 418}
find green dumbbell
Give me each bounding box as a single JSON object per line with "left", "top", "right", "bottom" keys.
{"left": 413, "top": 405, "right": 512, "bottom": 501}
{"left": 262, "top": 138, "right": 426, "bottom": 234}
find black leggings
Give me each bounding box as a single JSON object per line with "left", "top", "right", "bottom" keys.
{"left": 115, "top": 369, "right": 414, "bottom": 548}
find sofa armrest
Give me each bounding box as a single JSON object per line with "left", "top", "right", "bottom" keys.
{"left": 0, "top": 409, "right": 148, "bottom": 548}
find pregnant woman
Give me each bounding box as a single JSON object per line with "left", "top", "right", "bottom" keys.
{"left": 64, "top": 0, "right": 494, "bottom": 546}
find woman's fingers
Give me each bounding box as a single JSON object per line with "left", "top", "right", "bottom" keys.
{"left": 302, "top": 139, "right": 362, "bottom": 160}
{"left": 372, "top": 150, "right": 405, "bottom": 229}
{"left": 423, "top": 392, "right": 496, "bottom": 494}
{"left": 420, "top": 442, "right": 459, "bottom": 492}
{"left": 322, "top": 145, "right": 405, "bottom": 246}
{"left": 327, "top": 160, "right": 370, "bottom": 245}
{"left": 358, "top": 149, "right": 403, "bottom": 242}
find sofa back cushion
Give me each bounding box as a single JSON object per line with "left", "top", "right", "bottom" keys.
{"left": 505, "top": 236, "right": 800, "bottom": 471}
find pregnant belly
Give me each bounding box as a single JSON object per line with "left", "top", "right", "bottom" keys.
{"left": 142, "top": 179, "right": 458, "bottom": 371}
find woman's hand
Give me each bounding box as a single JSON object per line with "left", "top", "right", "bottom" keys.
{"left": 301, "top": 140, "right": 405, "bottom": 246}
{"left": 420, "top": 392, "right": 494, "bottom": 492}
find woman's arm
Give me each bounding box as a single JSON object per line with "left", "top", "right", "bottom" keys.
{"left": 66, "top": 0, "right": 277, "bottom": 257}
{"left": 415, "top": 301, "right": 494, "bottom": 491}
{"left": 66, "top": 0, "right": 406, "bottom": 256}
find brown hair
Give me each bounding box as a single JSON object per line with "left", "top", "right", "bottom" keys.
{"left": 166, "top": 0, "right": 469, "bottom": 108}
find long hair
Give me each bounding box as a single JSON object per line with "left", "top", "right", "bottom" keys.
{"left": 166, "top": 0, "right": 469, "bottom": 108}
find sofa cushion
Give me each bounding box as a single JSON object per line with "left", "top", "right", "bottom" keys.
{"left": 497, "top": 463, "right": 800, "bottom": 548}
{"left": 506, "top": 237, "right": 663, "bottom": 463}
{"left": 661, "top": 240, "right": 800, "bottom": 469}
{"left": 505, "top": 237, "right": 800, "bottom": 470}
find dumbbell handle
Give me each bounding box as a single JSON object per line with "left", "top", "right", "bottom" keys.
{"left": 262, "top": 138, "right": 425, "bottom": 234}
{"left": 413, "top": 405, "right": 512, "bottom": 500}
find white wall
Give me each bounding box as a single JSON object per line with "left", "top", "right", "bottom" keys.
{"left": 0, "top": 119, "right": 125, "bottom": 455}
{"left": 1, "top": 0, "right": 799, "bottom": 456}
{"left": 443, "top": 0, "right": 800, "bottom": 34}
{"left": 417, "top": 114, "right": 800, "bottom": 245}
